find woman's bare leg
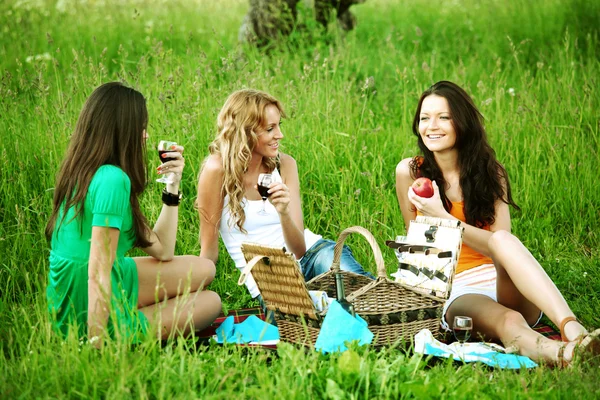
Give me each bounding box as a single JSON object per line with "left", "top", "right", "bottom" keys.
{"left": 447, "top": 294, "right": 564, "bottom": 364}
{"left": 135, "top": 255, "right": 216, "bottom": 306}
{"left": 139, "top": 290, "right": 222, "bottom": 339}
{"left": 134, "top": 255, "right": 221, "bottom": 339}
{"left": 488, "top": 230, "right": 587, "bottom": 341}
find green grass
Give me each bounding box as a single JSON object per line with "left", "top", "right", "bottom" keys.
{"left": 2, "top": 0, "right": 600, "bottom": 397}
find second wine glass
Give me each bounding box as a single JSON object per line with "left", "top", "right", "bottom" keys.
{"left": 453, "top": 316, "right": 473, "bottom": 344}
{"left": 257, "top": 173, "right": 272, "bottom": 215}
{"left": 157, "top": 140, "right": 178, "bottom": 184}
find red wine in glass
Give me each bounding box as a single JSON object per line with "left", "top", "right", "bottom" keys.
{"left": 157, "top": 140, "right": 178, "bottom": 184}
{"left": 453, "top": 316, "right": 473, "bottom": 343}
{"left": 158, "top": 150, "right": 176, "bottom": 163}
{"left": 453, "top": 327, "right": 472, "bottom": 342}
{"left": 257, "top": 173, "right": 272, "bottom": 215}
{"left": 257, "top": 184, "right": 271, "bottom": 199}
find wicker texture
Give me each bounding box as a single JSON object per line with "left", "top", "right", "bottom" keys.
{"left": 240, "top": 226, "right": 446, "bottom": 348}
{"left": 306, "top": 226, "right": 379, "bottom": 296}
{"left": 307, "top": 226, "right": 445, "bottom": 345}
{"left": 240, "top": 243, "right": 321, "bottom": 321}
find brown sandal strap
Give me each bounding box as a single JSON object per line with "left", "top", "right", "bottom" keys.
{"left": 559, "top": 316, "right": 578, "bottom": 342}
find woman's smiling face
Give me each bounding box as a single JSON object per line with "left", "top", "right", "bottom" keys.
{"left": 418, "top": 94, "right": 456, "bottom": 154}
{"left": 253, "top": 104, "right": 283, "bottom": 158}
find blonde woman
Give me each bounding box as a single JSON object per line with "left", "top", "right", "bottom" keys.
{"left": 197, "top": 89, "right": 373, "bottom": 302}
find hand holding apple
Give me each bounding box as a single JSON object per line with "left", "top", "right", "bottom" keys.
{"left": 407, "top": 179, "right": 452, "bottom": 220}
{"left": 411, "top": 177, "right": 434, "bottom": 198}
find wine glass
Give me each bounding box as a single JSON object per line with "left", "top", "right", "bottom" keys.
{"left": 453, "top": 316, "right": 473, "bottom": 344}
{"left": 157, "top": 140, "right": 178, "bottom": 184}
{"left": 257, "top": 173, "right": 272, "bottom": 215}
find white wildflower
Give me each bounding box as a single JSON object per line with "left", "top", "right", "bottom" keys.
{"left": 508, "top": 88, "right": 515, "bottom": 97}
{"left": 25, "top": 52, "right": 53, "bottom": 63}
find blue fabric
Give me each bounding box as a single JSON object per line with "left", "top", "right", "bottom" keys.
{"left": 215, "top": 315, "right": 279, "bottom": 344}
{"left": 415, "top": 329, "right": 537, "bottom": 369}
{"left": 423, "top": 343, "right": 538, "bottom": 369}
{"left": 300, "top": 239, "right": 375, "bottom": 280}
{"left": 315, "top": 300, "right": 374, "bottom": 353}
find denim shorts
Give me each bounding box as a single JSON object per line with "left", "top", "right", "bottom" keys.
{"left": 299, "top": 238, "right": 375, "bottom": 280}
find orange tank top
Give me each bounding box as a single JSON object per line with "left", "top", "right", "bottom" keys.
{"left": 417, "top": 201, "right": 493, "bottom": 274}
{"left": 412, "top": 157, "right": 493, "bottom": 273}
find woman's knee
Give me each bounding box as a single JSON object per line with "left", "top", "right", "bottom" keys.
{"left": 183, "top": 256, "right": 216, "bottom": 287}
{"left": 499, "top": 309, "right": 528, "bottom": 334}
{"left": 203, "top": 290, "right": 222, "bottom": 315}
{"left": 488, "top": 230, "right": 515, "bottom": 253}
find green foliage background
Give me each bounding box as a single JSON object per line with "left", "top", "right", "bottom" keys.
{"left": 1, "top": 0, "right": 599, "bottom": 398}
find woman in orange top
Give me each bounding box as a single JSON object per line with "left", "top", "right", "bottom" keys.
{"left": 395, "top": 81, "right": 598, "bottom": 365}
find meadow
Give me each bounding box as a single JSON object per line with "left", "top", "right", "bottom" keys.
{"left": 1, "top": 0, "right": 600, "bottom": 398}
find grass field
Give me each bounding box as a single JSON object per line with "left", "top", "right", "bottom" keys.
{"left": 1, "top": 0, "right": 600, "bottom": 398}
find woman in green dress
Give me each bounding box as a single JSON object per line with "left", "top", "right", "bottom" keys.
{"left": 46, "top": 82, "right": 221, "bottom": 344}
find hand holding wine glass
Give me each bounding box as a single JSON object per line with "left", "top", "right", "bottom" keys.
{"left": 257, "top": 173, "right": 272, "bottom": 215}
{"left": 453, "top": 316, "right": 473, "bottom": 344}
{"left": 157, "top": 140, "right": 183, "bottom": 184}
{"left": 156, "top": 140, "right": 184, "bottom": 184}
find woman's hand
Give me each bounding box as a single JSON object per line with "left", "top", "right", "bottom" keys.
{"left": 407, "top": 180, "right": 451, "bottom": 219}
{"left": 157, "top": 144, "right": 185, "bottom": 185}
{"left": 264, "top": 181, "right": 292, "bottom": 215}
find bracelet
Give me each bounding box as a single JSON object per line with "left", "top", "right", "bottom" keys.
{"left": 162, "top": 189, "right": 182, "bottom": 206}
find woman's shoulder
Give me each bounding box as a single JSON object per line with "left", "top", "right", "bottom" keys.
{"left": 202, "top": 154, "right": 225, "bottom": 173}
{"left": 199, "top": 154, "right": 225, "bottom": 185}
{"left": 278, "top": 152, "right": 297, "bottom": 169}
{"left": 92, "top": 165, "right": 131, "bottom": 187}
{"left": 395, "top": 157, "right": 415, "bottom": 178}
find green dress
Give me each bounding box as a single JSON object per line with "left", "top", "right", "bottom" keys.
{"left": 47, "top": 165, "right": 148, "bottom": 340}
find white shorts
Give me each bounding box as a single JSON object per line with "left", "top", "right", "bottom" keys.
{"left": 440, "top": 264, "right": 543, "bottom": 331}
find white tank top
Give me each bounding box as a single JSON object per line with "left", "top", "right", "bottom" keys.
{"left": 219, "top": 168, "right": 321, "bottom": 297}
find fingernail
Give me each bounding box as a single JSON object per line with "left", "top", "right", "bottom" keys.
{"left": 170, "top": 145, "right": 176, "bottom": 149}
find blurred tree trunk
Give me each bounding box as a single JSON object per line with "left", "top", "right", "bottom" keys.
{"left": 315, "top": 0, "right": 365, "bottom": 32}
{"left": 239, "top": 0, "right": 366, "bottom": 46}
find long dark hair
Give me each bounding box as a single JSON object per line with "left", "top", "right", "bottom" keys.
{"left": 409, "top": 81, "right": 519, "bottom": 227}
{"left": 45, "top": 82, "right": 151, "bottom": 247}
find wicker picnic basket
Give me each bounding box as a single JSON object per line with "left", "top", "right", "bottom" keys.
{"left": 240, "top": 226, "right": 447, "bottom": 347}
{"left": 239, "top": 243, "right": 325, "bottom": 347}
{"left": 307, "top": 226, "right": 446, "bottom": 346}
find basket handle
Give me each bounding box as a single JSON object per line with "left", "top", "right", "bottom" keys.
{"left": 238, "top": 255, "right": 269, "bottom": 286}
{"left": 332, "top": 226, "right": 386, "bottom": 278}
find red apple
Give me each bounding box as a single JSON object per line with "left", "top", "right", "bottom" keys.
{"left": 412, "top": 177, "right": 434, "bottom": 198}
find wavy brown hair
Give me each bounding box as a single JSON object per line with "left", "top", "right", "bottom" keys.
{"left": 409, "top": 81, "right": 519, "bottom": 227}
{"left": 45, "top": 82, "right": 151, "bottom": 248}
{"left": 206, "top": 89, "right": 285, "bottom": 233}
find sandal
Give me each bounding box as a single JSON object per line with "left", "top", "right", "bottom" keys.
{"left": 556, "top": 342, "right": 572, "bottom": 368}
{"left": 556, "top": 329, "right": 600, "bottom": 368}
{"left": 576, "top": 329, "right": 600, "bottom": 359}
{"left": 559, "top": 316, "right": 582, "bottom": 342}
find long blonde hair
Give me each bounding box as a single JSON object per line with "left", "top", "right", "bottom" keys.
{"left": 208, "top": 89, "right": 286, "bottom": 233}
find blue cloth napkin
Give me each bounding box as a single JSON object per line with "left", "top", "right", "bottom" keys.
{"left": 215, "top": 315, "right": 279, "bottom": 344}
{"left": 315, "top": 300, "right": 374, "bottom": 353}
{"left": 415, "top": 329, "right": 537, "bottom": 369}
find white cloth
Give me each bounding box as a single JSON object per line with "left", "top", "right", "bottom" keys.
{"left": 219, "top": 168, "right": 321, "bottom": 297}
{"left": 414, "top": 329, "right": 538, "bottom": 369}
{"left": 308, "top": 290, "right": 333, "bottom": 313}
